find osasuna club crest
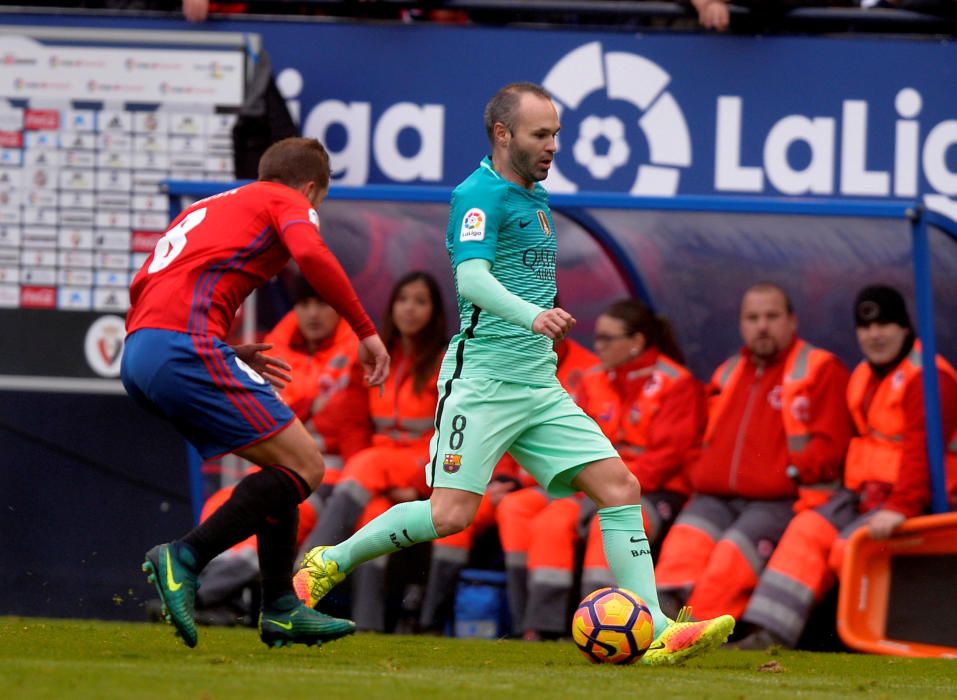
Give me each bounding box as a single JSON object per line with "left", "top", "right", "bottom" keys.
{"left": 84, "top": 314, "right": 126, "bottom": 378}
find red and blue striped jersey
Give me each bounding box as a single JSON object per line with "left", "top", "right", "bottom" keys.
{"left": 127, "top": 181, "right": 374, "bottom": 341}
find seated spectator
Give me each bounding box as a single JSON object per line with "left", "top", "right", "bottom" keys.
{"left": 734, "top": 284, "right": 957, "bottom": 649}
{"left": 297, "top": 271, "right": 447, "bottom": 631}
{"left": 266, "top": 277, "right": 371, "bottom": 489}
{"left": 190, "top": 278, "right": 368, "bottom": 623}
{"left": 654, "top": 282, "right": 851, "bottom": 623}
{"left": 94, "top": 0, "right": 246, "bottom": 21}
{"left": 185, "top": 0, "right": 250, "bottom": 22}
{"left": 503, "top": 299, "right": 705, "bottom": 640}
{"left": 416, "top": 335, "right": 597, "bottom": 635}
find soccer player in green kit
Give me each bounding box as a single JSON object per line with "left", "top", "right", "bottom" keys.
{"left": 295, "top": 83, "right": 734, "bottom": 664}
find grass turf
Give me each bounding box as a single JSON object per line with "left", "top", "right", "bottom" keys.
{"left": 2, "top": 617, "right": 956, "bottom": 699}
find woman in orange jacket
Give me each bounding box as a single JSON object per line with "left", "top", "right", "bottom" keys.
{"left": 503, "top": 299, "right": 706, "bottom": 639}
{"left": 298, "top": 271, "right": 447, "bottom": 630}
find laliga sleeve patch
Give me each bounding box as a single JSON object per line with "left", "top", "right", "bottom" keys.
{"left": 308, "top": 208, "right": 320, "bottom": 229}
{"left": 459, "top": 208, "right": 486, "bottom": 242}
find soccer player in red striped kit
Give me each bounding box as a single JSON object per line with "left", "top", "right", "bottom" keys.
{"left": 122, "top": 137, "right": 389, "bottom": 649}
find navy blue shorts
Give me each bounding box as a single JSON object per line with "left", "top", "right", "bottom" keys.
{"left": 121, "top": 328, "right": 295, "bottom": 459}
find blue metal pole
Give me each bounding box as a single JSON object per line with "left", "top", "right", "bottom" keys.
{"left": 910, "top": 207, "right": 949, "bottom": 514}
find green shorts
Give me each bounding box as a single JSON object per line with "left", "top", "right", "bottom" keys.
{"left": 426, "top": 377, "right": 619, "bottom": 497}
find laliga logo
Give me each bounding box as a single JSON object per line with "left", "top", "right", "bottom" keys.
{"left": 463, "top": 209, "right": 483, "bottom": 231}
{"left": 542, "top": 42, "right": 691, "bottom": 195}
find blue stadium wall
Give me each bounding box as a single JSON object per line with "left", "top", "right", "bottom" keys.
{"left": 1, "top": 14, "right": 956, "bottom": 619}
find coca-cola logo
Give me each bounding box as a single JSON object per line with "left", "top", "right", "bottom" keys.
{"left": 0, "top": 131, "right": 23, "bottom": 148}
{"left": 24, "top": 110, "right": 61, "bottom": 131}
{"left": 20, "top": 286, "right": 56, "bottom": 308}
{"left": 132, "top": 231, "right": 163, "bottom": 253}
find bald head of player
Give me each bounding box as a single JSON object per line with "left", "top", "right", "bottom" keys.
{"left": 258, "top": 137, "right": 331, "bottom": 208}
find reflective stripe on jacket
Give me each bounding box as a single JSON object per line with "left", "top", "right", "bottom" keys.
{"left": 369, "top": 344, "right": 440, "bottom": 447}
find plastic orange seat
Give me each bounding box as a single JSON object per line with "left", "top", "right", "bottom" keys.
{"left": 837, "top": 511, "right": 957, "bottom": 658}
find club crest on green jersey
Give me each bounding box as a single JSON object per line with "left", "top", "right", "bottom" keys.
{"left": 537, "top": 210, "right": 552, "bottom": 237}
{"left": 443, "top": 453, "right": 462, "bottom": 473}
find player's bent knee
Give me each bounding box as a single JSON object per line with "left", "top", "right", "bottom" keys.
{"left": 590, "top": 468, "right": 642, "bottom": 509}
{"left": 575, "top": 458, "right": 642, "bottom": 509}
{"left": 431, "top": 510, "right": 471, "bottom": 538}
{"left": 430, "top": 502, "right": 478, "bottom": 537}
{"left": 298, "top": 454, "right": 325, "bottom": 488}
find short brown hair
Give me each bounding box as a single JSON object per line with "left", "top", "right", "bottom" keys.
{"left": 258, "top": 137, "right": 331, "bottom": 191}
{"left": 484, "top": 82, "right": 552, "bottom": 146}
{"left": 743, "top": 281, "right": 794, "bottom": 314}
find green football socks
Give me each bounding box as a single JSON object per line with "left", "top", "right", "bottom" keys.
{"left": 326, "top": 499, "right": 438, "bottom": 573}
{"left": 598, "top": 504, "right": 669, "bottom": 633}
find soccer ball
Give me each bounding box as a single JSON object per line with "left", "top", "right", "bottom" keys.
{"left": 571, "top": 586, "right": 655, "bottom": 664}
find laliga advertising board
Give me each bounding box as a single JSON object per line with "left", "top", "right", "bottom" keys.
{"left": 0, "top": 14, "right": 956, "bottom": 386}
{"left": 257, "top": 27, "right": 957, "bottom": 202}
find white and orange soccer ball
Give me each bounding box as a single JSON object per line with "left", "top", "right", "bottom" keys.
{"left": 571, "top": 586, "right": 655, "bottom": 664}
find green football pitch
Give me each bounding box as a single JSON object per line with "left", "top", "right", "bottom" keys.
{"left": 2, "top": 617, "right": 955, "bottom": 699}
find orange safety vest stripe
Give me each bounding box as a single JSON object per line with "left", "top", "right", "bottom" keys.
{"left": 368, "top": 355, "right": 439, "bottom": 444}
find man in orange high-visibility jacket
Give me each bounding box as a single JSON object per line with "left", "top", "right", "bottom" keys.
{"left": 265, "top": 281, "right": 372, "bottom": 484}
{"left": 418, "top": 337, "right": 598, "bottom": 634}
{"left": 654, "top": 282, "right": 852, "bottom": 622}
{"left": 735, "top": 284, "right": 957, "bottom": 649}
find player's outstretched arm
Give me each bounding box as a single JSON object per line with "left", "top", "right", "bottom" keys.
{"left": 232, "top": 343, "right": 293, "bottom": 389}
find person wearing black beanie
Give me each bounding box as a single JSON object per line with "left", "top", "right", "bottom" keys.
{"left": 736, "top": 283, "right": 957, "bottom": 652}
{"left": 853, "top": 285, "right": 915, "bottom": 377}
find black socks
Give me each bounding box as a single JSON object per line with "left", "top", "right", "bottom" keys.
{"left": 181, "top": 465, "right": 310, "bottom": 571}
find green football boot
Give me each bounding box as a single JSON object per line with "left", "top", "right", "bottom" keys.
{"left": 142, "top": 543, "right": 199, "bottom": 648}
{"left": 259, "top": 595, "right": 356, "bottom": 648}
